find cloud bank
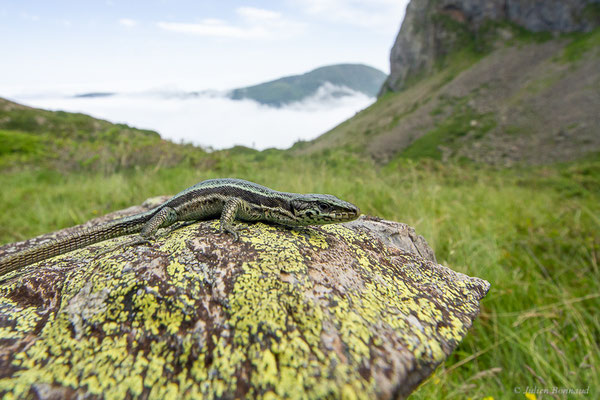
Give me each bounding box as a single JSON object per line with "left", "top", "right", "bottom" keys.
{"left": 16, "top": 86, "right": 373, "bottom": 150}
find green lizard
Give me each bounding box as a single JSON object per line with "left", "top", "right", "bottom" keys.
{"left": 0, "top": 178, "right": 360, "bottom": 277}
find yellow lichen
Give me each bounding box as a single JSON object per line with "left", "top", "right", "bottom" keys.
{"left": 0, "top": 220, "right": 487, "bottom": 399}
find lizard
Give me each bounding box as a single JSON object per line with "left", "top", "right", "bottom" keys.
{"left": 0, "top": 178, "right": 360, "bottom": 277}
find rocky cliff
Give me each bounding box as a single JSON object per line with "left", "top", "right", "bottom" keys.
{"left": 381, "top": 0, "right": 600, "bottom": 93}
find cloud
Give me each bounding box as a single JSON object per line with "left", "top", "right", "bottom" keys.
{"left": 18, "top": 89, "right": 373, "bottom": 150}
{"left": 157, "top": 19, "right": 267, "bottom": 39}
{"left": 295, "top": 0, "right": 408, "bottom": 33}
{"left": 25, "top": 88, "right": 374, "bottom": 149}
{"left": 119, "top": 18, "right": 138, "bottom": 28}
{"left": 236, "top": 7, "right": 281, "bottom": 21}
{"left": 21, "top": 12, "right": 40, "bottom": 22}
{"left": 157, "top": 7, "right": 304, "bottom": 39}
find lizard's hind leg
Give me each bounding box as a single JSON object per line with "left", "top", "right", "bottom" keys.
{"left": 98, "top": 207, "right": 178, "bottom": 256}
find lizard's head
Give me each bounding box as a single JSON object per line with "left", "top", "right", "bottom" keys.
{"left": 290, "top": 194, "right": 360, "bottom": 226}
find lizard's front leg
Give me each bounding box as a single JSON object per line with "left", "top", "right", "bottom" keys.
{"left": 220, "top": 198, "right": 245, "bottom": 241}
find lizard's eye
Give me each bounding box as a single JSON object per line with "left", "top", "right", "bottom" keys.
{"left": 317, "top": 202, "right": 330, "bottom": 212}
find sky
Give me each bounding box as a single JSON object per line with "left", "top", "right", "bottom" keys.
{"left": 0, "top": 0, "right": 409, "bottom": 95}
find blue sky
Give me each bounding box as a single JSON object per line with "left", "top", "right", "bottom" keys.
{"left": 0, "top": 1, "right": 409, "bottom": 95}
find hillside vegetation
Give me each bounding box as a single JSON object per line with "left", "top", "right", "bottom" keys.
{"left": 0, "top": 98, "right": 206, "bottom": 173}
{"left": 294, "top": 27, "right": 600, "bottom": 166}
{"left": 228, "top": 64, "right": 387, "bottom": 107}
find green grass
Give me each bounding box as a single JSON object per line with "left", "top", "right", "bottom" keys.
{"left": 399, "top": 96, "right": 497, "bottom": 160}
{"left": 559, "top": 28, "right": 600, "bottom": 63}
{"left": 1, "top": 149, "right": 598, "bottom": 399}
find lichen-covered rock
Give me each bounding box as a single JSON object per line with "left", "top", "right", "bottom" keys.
{"left": 0, "top": 201, "right": 489, "bottom": 400}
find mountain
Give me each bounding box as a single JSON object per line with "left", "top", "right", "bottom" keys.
{"left": 294, "top": 0, "right": 600, "bottom": 165}
{"left": 380, "top": 0, "right": 600, "bottom": 94}
{"left": 228, "top": 64, "right": 387, "bottom": 107}
{"left": 73, "top": 92, "right": 115, "bottom": 98}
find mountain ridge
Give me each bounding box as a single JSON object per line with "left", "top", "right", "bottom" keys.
{"left": 227, "top": 63, "right": 387, "bottom": 107}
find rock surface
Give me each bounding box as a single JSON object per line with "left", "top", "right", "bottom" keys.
{"left": 0, "top": 200, "right": 489, "bottom": 399}
{"left": 381, "top": 0, "right": 600, "bottom": 93}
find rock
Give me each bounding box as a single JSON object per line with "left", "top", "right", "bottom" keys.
{"left": 0, "top": 201, "right": 489, "bottom": 399}
{"left": 381, "top": 0, "right": 600, "bottom": 94}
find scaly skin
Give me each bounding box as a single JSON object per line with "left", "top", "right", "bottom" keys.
{"left": 0, "top": 178, "right": 360, "bottom": 277}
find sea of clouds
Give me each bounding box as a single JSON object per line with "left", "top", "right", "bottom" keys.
{"left": 12, "top": 84, "right": 374, "bottom": 150}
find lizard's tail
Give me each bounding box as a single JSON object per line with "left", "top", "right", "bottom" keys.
{"left": 0, "top": 213, "right": 151, "bottom": 278}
